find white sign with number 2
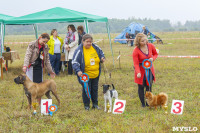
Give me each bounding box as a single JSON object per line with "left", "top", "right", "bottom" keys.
{"left": 41, "top": 99, "right": 52, "bottom": 115}
{"left": 112, "top": 99, "right": 126, "bottom": 114}
{"left": 171, "top": 100, "right": 184, "bottom": 115}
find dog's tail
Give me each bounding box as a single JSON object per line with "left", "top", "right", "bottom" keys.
{"left": 112, "top": 84, "right": 115, "bottom": 90}
{"left": 159, "top": 92, "right": 168, "bottom": 105}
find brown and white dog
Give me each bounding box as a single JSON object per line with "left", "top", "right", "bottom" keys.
{"left": 145, "top": 91, "right": 168, "bottom": 109}
{"left": 14, "top": 74, "right": 60, "bottom": 109}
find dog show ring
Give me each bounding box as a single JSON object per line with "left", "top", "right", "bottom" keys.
{"left": 48, "top": 104, "right": 58, "bottom": 116}
{"left": 142, "top": 59, "right": 152, "bottom": 86}
{"left": 80, "top": 73, "right": 91, "bottom": 99}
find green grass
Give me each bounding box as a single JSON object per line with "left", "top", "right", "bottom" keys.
{"left": 0, "top": 32, "right": 199, "bottom": 132}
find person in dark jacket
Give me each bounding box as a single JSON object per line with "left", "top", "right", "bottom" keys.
{"left": 142, "top": 26, "right": 148, "bottom": 35}
{"left": 72, "top": 34, "right": 105, "bottom": 111}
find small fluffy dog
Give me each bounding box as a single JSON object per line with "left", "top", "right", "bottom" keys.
{"left": 14, "top": 74, "right": 60, "bottom": 109}
{"left": 145, "top": 91, "right": 168, "bottom": 109}
{"left": 103, "top": 84, "right": 118, "bottom": 112}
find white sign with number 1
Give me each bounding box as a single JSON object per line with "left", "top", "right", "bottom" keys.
{"left": 171, "top": 100, "right": 184, "bottom": 115}
{"left": 112, "top": 99, "right": 126, "bottom": 114}
{"left": 41, "top": 99, "right": 52, "bottom": 115}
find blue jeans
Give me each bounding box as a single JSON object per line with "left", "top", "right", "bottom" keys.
{"left": 49, "top": 53, "right": 61, "bottom": 75}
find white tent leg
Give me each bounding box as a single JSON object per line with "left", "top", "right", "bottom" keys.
{"left": 1, "top": 23, "right": 5, "bottom": 56}
{"left": 33, "top": 24, "right": 38, "bottom": 39}
{"left": 84, "top": 20, "right": 89, "bottom": 34}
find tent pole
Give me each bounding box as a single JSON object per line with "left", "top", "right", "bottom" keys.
{"left": 33, "top": 24, "right": 38, "bottom": 39}
{"left": 84, "top": 20, "right": 89, "bottom": 34}
{"left": 1, "top": 23, "right": 5, "bottom": 56}
{"left": 106, "top": 22, "right": 115, "bottom": 67}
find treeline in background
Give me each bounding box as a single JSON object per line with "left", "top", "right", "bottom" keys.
{"left": 5, "top": 18, "right": 200, "bottom": 35}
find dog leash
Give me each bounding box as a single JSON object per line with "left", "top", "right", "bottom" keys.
{"left": 102, "top": 62, "right": 112, "bottom": 83}
{"left": 102, "top": 63, "right": 107, "bottom": 83}
{"left": 21, "top": 87, "right": 25, "bottom": 109}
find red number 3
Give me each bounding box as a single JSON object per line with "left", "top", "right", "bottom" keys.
{"left": 114, "top": 102, "right": 124, "bottom": 113}
{"left": 173, "top": 102, "right": 182, "bottom": 113}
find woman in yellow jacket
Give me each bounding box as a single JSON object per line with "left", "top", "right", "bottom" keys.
{"left": 47, "top": 29, "right": 63, "bottom": 75}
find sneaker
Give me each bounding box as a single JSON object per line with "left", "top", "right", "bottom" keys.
{"left": 85, "top": 106, "right": 90, "bottom": 111}
{"left": 92, "top": 105, "right": 101, "bottom": 110}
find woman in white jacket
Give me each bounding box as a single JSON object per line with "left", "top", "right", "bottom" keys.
{"left": 64, "top": 24, "right": 79, "bottom": 75}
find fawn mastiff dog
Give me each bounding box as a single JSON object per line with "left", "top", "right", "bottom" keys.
{"left": 14, "top": 74, "right": 60, "bottom": 109}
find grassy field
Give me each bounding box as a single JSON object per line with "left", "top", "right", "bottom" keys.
{"left": 0, "top": 32, "right": 199, "bottom": 132}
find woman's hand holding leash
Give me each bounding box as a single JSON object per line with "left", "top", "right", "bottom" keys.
{"left": 22, "top": 66, "right": 27, "bottom": 73}
{"left": 78, "top": 71, "right": 83, "bottom": 77}
{"left": 137, "top": 73, "right": 141, "bottom": 78}
{"left": 149, "top": 58, "right": 153, "bottom": 62}
{"left": 101, "top": 57, "right": 105, "bottom": 63}
{"left": 50, "top": 72, "right": 56, "bottom": 78}
{"left": 65, "top": 45, "right": 70, "bottom": 51}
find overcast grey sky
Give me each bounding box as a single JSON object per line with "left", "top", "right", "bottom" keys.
{"left": 0, "top": 0, "right": 199, "bottom": 24}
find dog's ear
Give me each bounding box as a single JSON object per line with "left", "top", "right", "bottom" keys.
{"left": 111, "top": 84, "right": 115, "bottom": 90}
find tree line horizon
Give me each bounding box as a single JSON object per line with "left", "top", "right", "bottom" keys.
{"left": 5, "top": 18, "right": 200, "bottom": 35}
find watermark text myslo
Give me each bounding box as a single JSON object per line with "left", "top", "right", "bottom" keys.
{"left": 173, "top": 127, "right": 198, "bottom": 131}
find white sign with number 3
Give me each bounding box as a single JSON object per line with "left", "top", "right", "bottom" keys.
{"left": 171, "top": 100, "right": 184, "bottom": 115}
{"left": 41, "top": 99, "right": 52, "bottom": 115}
{"left": 112, "top": 99, "right": 126, "bottom": 114}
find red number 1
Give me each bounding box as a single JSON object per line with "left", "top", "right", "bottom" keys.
{"left": 173, "top": 102, "right": 182, "bottom": 114}
{"left": 43, "top": 101, "right": 49, "bottom": 113}
{"left": 114, "top": 102, "right": 124, "bottom": 113}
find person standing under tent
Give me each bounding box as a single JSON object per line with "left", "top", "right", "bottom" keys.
{"left": 129, "top": 33, "right": 135, "bottom": 46}
{"left": 132, "top": 33, "right": 158, "bottom": 107}
{"left": 77, "top": 25, "right": 86, "bottom": 45}
{"left": 47, "top": 29, "right": 64, "bottom": 75}
{"left": 147, "top": 32, "right": 153, "bottom": 43}
{"left": 125, "top": 32, "right": 130, "bottom": 45}
{"left": 64, "top": 24, "right": 79, "bottom": 75}
{"left": 142, "top": 26, "right": 148, "bottom": 35}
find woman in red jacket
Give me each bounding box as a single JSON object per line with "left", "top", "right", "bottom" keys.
{"left": 132, "top": 33, "right": 158, "bottom": 107}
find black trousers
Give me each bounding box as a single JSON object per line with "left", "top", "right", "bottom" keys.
{"left": 138, "top": 70, "right": 153, "bottom": 106}
{"left": 82, "top": 76, "right": 99, "bottom": 107}
{"left": 68, "top": 59, "right": 73, "bottom": 75}
{"left": 138, "top": 81, "right": 152, "bottom": 106}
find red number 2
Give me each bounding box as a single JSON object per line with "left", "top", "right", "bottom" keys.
{"left": 114, "top": 102, "right": 124, "bottom": 113}
{"left": 173, "top": 102, "right": 182, "bottom": 113}
{"left": 43, "top": 101, "right": 49, "bottom": 113}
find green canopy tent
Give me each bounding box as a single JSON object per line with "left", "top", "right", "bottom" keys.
{"left": 0, "top": 14, "right": 13, "bottom": 56}
{"left": 2, "top": 7, "right": 114, "bottom": 65}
